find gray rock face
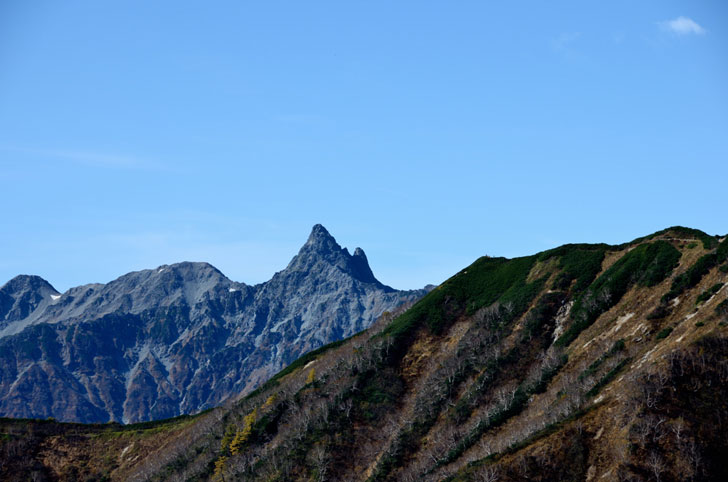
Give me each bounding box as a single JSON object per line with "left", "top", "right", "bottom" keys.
{"left": 0, "top": 225, "right": 430, "bottom": 423}
{"left": 0, "top": 275, "right": 59, "bottom": 330}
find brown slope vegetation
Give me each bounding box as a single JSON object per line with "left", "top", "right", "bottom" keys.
{"left": 1, "top": 227, "right": 727, "bottom": 482}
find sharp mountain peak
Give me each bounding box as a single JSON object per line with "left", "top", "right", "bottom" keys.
{"left": 307, "top": 223, "right": 334, "bottom": 241}
{"left": 289, "top": 224, "right": 386, "bottom": 287}
{"left": 301, "top": 223, "right": 342, "bottom": 254}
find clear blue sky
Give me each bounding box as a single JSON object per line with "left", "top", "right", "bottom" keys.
{"left": 1, "top": 1, "right": 726, "bottom": 292}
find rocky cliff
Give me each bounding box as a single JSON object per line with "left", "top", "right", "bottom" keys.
{"left": 0, "top": 225, "right": 430, "bottom": 423}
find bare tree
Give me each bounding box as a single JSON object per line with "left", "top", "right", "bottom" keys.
{"left": 647, "top": 451, "right": 665, "bottom": 482}
{"left": 685, "top": 439, "right": 703, "bottom": 480}
{"left": 338, "top": 397, "right": 353, "bottom": 419}
{"left": 309, "top": 444, "right": 330, "bottom": 482}
{"left": 670, "top": 417, "right": 686, "bottom": 443}
{"left": 477, "top": 437, "right": 493, "bottom": 458}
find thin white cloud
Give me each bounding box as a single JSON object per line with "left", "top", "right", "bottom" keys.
{"left": 660, "top": 16, "right": 706, "bottom": 35}
{"left": 42, "top": 149, "right": 146, "bottom": 168}
{"left": 0, "top": 145, "right": 163, "bottom": 170}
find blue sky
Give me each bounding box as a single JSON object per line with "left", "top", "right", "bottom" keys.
{"left": 1, "top": 1, "right": 726, "bottom": 292}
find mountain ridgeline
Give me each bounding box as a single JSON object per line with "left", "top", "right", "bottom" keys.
{"left": 1, "top": 227, "right": 728, "bottom": 482}
{"left": 0, "top": 225, "right": 430, "bottom": 424}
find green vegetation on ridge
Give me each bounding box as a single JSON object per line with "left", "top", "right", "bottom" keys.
{"left": 633, "top": 226, "right": 719, "bottom": 250}
{"left": 538, "top": 244, "right": 609, "bottom": 292}
{"left": 382, "top": 254, "right": 542, "bottom": 344}
{"left": 651, "top": 236, "right": 728, "bottom": 319}
{"left": 697, "top": 283, "right": 724, "bottom": 305}
{"left": 556, "top": 241, "right": 681, "bottom": 347}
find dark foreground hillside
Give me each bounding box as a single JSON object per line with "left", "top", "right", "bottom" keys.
{"left": 1, "top": 227, "right": 727, "bottom": 481}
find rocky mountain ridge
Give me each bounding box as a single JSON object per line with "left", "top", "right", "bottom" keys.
{"left": 0, "top": 225, "right": 430, "bottom": 423}
{"left": 3, "top": 227, "right": 728, "bottom": 481}
{"left": 2, "top": 227, "right": 725, "bottom": 481}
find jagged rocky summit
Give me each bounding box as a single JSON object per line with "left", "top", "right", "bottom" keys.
{"left": 0, "top": 225, "right": 431, "bottom": 423}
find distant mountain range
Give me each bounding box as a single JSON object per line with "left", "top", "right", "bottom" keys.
{"left": 0, "top": 225, "right": 431, "bottom": 423}
{"left": 2, "top": 227, "right": 727, "bottom": 482}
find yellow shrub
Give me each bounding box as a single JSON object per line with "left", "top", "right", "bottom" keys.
{"left": 230, "top": 408, "right": 257, "bottom": 456}
{"left": 263, "top": 393, "right": 277, "bottom": 409}
{"left": 213, "top": 455, "right": 227, "bottom": 480}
